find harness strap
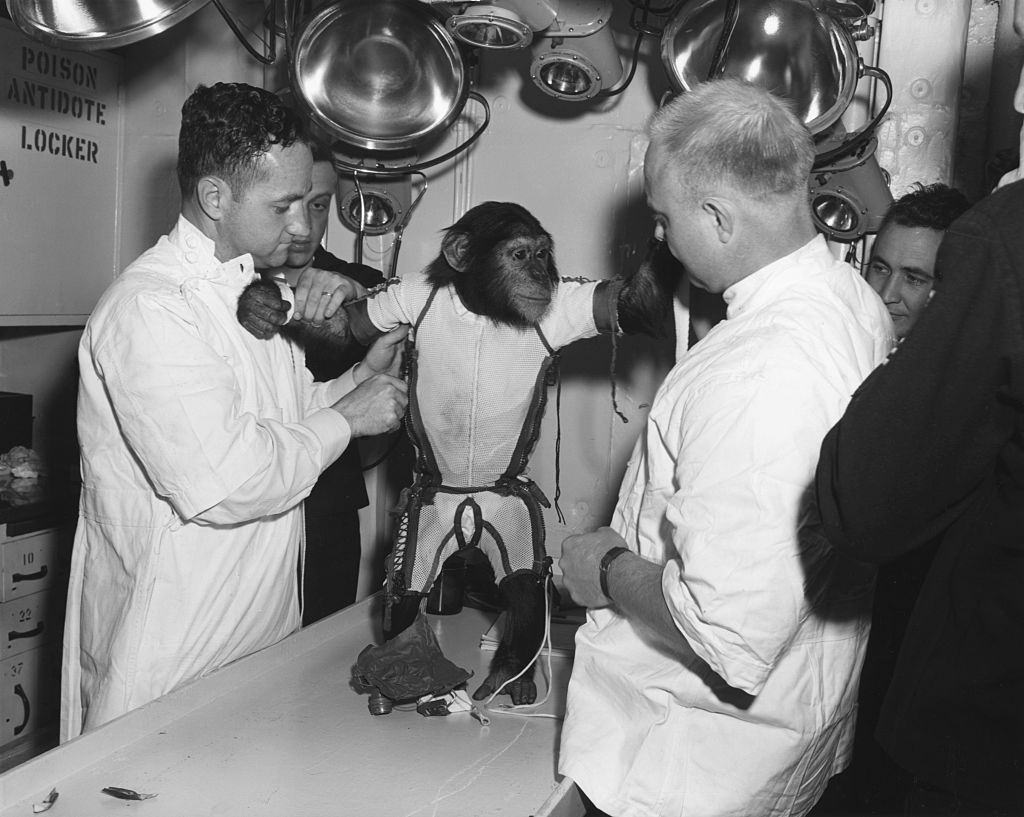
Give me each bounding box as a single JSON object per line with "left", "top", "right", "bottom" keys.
{"left": 402, "top": 286, "right": 444, "bottom": 483}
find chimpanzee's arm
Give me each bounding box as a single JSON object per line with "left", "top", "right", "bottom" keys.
{"left": 238, "top": 277, "right": 381, "bottom": 354}
{"left": 610, "top": 238, "right": 681, "bottom": 337}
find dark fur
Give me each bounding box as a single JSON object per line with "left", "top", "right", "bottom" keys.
{"left": 428, "top": 201, "right": 559, "bottom": 328}
{"left": 617, "top": 238, "right": 680, "bottom": 337}
{"left": 236, "top": 277, "right": 354, "bottom": 352}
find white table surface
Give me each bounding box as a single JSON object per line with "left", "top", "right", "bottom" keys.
{"left": 0, "top": 595, "right": 575, "bottom": 816}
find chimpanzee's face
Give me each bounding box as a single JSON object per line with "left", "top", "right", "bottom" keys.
{"left": 492, "top": 232, "right": 556, "bottom": 324}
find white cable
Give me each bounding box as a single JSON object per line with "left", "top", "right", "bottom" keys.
{"left": 481, "top": 574, "right": 562, "bottom": 720}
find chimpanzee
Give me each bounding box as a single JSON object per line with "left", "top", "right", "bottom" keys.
{"left": 238, "top": 201, "right": 677, "bottom": 705}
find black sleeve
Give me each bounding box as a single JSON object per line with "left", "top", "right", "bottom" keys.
{"left": 311, "top": 247, "right": 384, "bottom": 289}
{"left": 304, "top": 249, "right": 385, "bottom": 380}
{"left": 815, "top": 185, "right": 1024, "bottom": 563}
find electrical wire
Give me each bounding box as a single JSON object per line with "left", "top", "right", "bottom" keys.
{"left": 211, "top": 0, "right": 277, "bottom": 64}
{"left": 480, "top": 573, "right": 562, "bottom": 721}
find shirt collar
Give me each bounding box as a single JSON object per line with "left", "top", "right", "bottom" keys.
{"left": 723, "top": 234, "right": 830, "bottom": 319}
{"left": 170, "top": 215, "right": 256, "bottom": 286}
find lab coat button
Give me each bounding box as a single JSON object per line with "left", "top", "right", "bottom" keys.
{"left": 185, "top": 251, "right": 198, "bottom": 263}
{"left": 186, "top": 236, "right": 198, "bottom": 249}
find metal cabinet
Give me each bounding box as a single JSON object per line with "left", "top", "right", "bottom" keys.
{"left": 0, "top": 19, "right": 123, "bottom": 326}
{"left": 0, "top": 523, "right": 71, "bottom": 747}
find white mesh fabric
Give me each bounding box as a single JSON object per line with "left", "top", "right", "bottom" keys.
{"left": 370, "top": 278, "right": 604, "bottom": 599}
{"left": 412, "top": 287, "right": 550, "bottom": 487}
{"left": 403, "top": 490, "right": 540, "bottom": 594}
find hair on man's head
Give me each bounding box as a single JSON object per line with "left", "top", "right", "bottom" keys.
{"left": 646, "top": 78, "right": 815, "bottom": 201}
{"left": 309, "top": 139, "right": 335, "bottom": 165}
{"left": 880, "top": 183, "right": 971, "bottom": 234}
{"left": 177, "top": 82, "right": 308, "bottom": 199}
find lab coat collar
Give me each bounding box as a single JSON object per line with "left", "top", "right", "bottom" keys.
{"left": 170, "top": 215, "right": 257, "bottom": 287}
{"left": 724, "top": 234, "right": 830, "bottom": 320}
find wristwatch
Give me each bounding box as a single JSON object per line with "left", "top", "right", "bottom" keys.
{"left": 599, "top": 546, "right": 630, "bottom": 603}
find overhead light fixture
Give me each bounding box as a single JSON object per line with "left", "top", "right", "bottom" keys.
{"left": 337, "top": 174, "right": 414, "bottom": 237}
{"left": 659, "top": 0, "right": 863, "bottom": 136}
{"left": 529, "top": 0, "right": 622, "bottom": 101}
{"left": 658, "top": 0, "right": 893, "bottom": 242}
{"left": 809, "top": 135, "right": 892, "bottom": 242}
{"left": 5, "top": 0, "right": 278, "bottom": 61}
{"left": 291, "top": 0, "right": 490, "bottom": 164}
{"left": 6, "top": 0, "right": 212, "bottom": 49}
{"left": 445, "top": 1, "right": 558, "bottom": 50}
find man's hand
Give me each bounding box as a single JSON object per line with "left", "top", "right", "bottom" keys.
{"left": 332, "top": 373, "right": 408, "bottom": 437}
{"left": 559, "top": 527, "right": 631, "bottom": 609}
{"left": 358, "top": 325, "right": 409, "bottom": 379}
{"left": 293, "top": 267, "right": 361, "bottom": 324}
{"left": 238, "top": 279, "right": 289, "bottom": 339}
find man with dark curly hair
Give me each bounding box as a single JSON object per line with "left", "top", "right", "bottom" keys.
{"left": 63, "top": 82, "right": 408, "bottom": 738}
{"left": 864, "top": 183, "right": 970, "bottom": 339}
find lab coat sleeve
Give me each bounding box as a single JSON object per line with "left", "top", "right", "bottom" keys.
{"left": 89, "top": 290, "right": 351, "bottom": 525}
{"left": 305, "top": 362, "right": 358, "bottom": 410}
{"left": 659, "top": 355, "right": 843, "bottom": 694}
{"left": 815, "top": 189, "right": 1022, "bottom": 562}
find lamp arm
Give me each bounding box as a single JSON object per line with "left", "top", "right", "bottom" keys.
{"left": 707, "top": 0, "right": 740, "bottom": 79}
{"left": 813, "top": 64, "right": 892, "bottom": 168}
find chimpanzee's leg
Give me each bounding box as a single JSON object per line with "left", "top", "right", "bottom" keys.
{"left": 472, "top": 569, "right": 548, "bottom": 705}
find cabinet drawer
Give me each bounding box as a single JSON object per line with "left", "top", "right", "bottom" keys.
{"left": 2, "top": 591, "right": 64, "bottom": 658}
{"left": 1, "top": 528, "right": 65, "bottom": 602}
{"left": 1, "top": 643, "right": 59, "bottom": 745}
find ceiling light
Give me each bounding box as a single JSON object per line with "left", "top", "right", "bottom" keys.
{"left": 529, "top": 0, "right": 622, "bottom": 101}
{"left": 444, "top": 0, "right": 558, "bottom": 49}
{"left": 660, "top": 0, "right": 861, "bottom": 135}
{"left": 809, "top": 136, "right": 892, "bottom": 242}
{"left": 447, "top": 4, "right": 534, "bottom": 49}
{"left": 337, "top": 175, "right": 412, "bottom": 236}
{"left": 6, "top": 0, "right": 213, "bottom": 50}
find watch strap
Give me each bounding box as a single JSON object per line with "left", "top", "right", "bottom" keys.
{"left": 599, "top": 545, "right": 630, "bottom": 603}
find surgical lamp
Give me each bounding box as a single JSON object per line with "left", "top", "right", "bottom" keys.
{"left": 660, "top": 0, "right": 893, "bottom": 241}
{"left": 5, "top": 0, "right": 280, "bottom": 61}
{"left": 808, "top": 133, "right": 892, "bottom": 242}
{"left": 529, "top": 0, "right": 623, "bottom": 101}
{"left": 336, "top": 167, "right": 419, "bottom": 237}
{"left": 445, "top": 0, "right": 558, "bottom": 50}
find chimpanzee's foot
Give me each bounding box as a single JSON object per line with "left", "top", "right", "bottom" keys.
{"left": 472, "top": 669, "right": 537, "bottom": 705}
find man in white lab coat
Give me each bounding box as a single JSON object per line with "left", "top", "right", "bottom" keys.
{"left": 62, "top": 82, "right": 408, "bottom": 738}
{"left": 557, "top": 79, "right": 894, "bottom": 817}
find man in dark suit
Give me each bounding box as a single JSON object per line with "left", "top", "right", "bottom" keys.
{"left": 815, "top": 82, "right": 1024, "bottom": 814}
{"left": 265, "top": 146, "right": 385, "bottom": 624}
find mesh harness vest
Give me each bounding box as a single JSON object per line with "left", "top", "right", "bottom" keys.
{"left": 384, "top": 285, "right": 564, "bottom": 617}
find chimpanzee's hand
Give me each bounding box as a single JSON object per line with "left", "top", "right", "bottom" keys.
{"left": 293, "top": 267, "right": 361, "bottom": 324}
{"left": 238, "top": 279, "right": 290, "bottom": 339}
{"left": 332, "top": 373, "right": 408, "bottom": 437}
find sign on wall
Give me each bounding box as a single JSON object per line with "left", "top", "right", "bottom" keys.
{"left": 0, "top": 19, "right": 123, "bottom": 324}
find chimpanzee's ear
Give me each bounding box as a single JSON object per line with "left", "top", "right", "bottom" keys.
{"left": 441, "top": 231, "right": 471, "bottom": 273}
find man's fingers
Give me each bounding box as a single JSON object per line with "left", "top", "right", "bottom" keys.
{"left": 294, "top": 268, "right": 359, "bottom": 322}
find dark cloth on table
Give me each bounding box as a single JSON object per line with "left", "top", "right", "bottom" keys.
{"left": 815, "top": 181, "right": 1024, "bottom": 813}
{"left": 301, "top": 247, "right": 384, "bottom": 625}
